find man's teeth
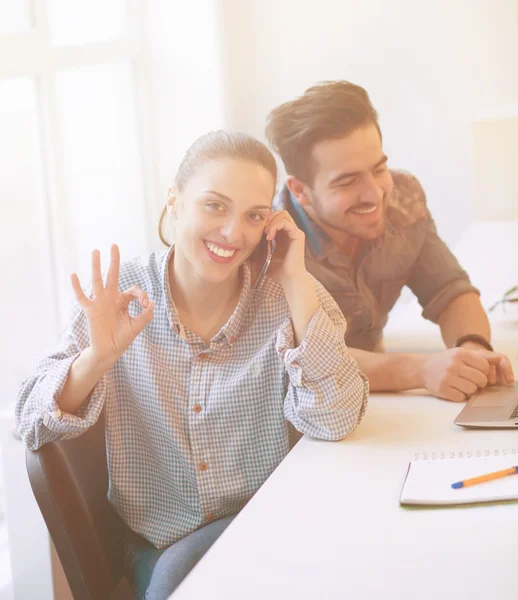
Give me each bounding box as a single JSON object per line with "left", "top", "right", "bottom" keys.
{"left": 205, "top": 241, "right": 236, "bottom": 258}
{"left": 350, "top": 204, "right": 377, "bottom": 214}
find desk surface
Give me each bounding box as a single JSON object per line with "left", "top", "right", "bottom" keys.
{"left": 171, "top": 223, "right": 518, "bottom": 600}
{"left": 172, "top": 374, "right": 518, "bottom": 599}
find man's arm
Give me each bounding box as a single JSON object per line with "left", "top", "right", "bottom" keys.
{"left": 388, "top": 176, "right": 511, "bottom": 397}
{"left": 436, "top": 292, "right": 490, "bottom": 348}
{"left": 349, "top": 345, "right": 513, "bottom": 402}
{"left": 349, "top": 220, "right": 514, "bottom": 398}
{"left": 347, "top": 348, "right": 426, "bottom": 392}
{"left": 436, "top": 291, "right": 516, "bottom": 385}
{"left": 347, "top": 290, "right": 513, "bottom": 398}
{"left": 348, "top": 294, "right": 508, "bottom": 396}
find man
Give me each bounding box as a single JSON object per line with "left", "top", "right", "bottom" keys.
{"left": 266, "top": 80, "right": 514, "bottom": 402}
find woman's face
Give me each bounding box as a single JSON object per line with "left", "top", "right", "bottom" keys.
{"left": 172, "top": 157, "right": 275, "bottom": 285}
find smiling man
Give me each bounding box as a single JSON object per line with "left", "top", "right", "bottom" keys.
{"left": 267, "top": 80, "right": 514, "bottom": 402}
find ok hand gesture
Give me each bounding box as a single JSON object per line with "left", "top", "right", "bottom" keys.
{"left": 71, "top": 245, "right": 154, "bottom": 365}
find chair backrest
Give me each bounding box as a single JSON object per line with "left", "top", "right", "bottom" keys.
{"left": 26, "top": 411, "right": 131, "bottom": 600}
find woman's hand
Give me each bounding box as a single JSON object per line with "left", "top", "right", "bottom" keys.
{"left": 71, "top": 244, "right": 154, "bottom": 366}
{"left": 264, "top": 211, "right": 319, "bottom": 345}
{"left": 264, "top": 210, "right": 307, "bottom": 285}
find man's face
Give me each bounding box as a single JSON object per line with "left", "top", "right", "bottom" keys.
{"left": 302, "top": 124, "right": 393, "bottom": 241}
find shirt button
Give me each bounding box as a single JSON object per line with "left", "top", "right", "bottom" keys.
{"left": 229, "top": 335, "right": 236, "bottom": 345}
{"left": 199, "top": 462, "right": 208, "bottom": 471}
{"left": 193, "top": 404, "right": 202, "bottom": 413}
{"left": 199, "top": 352, "right": 208, "bottom": 361}
{"left": 206, "top": 513, "right": 215, "bottom": 522}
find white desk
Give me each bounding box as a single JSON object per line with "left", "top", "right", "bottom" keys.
{"left": 171, "top": 222, "right": 518, "bottom": 600}
{"left": 170, "top": 324, "right": 518, "bottom": 600}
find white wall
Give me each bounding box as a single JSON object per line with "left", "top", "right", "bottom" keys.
{"left": 145, "top": 0, "right": 227, "bottom": 250}
{"left": 217, "top": 0, "right": 518, "bottom": 245}
{"left": 472, "top": 117, "right": 518, "bottom": 221}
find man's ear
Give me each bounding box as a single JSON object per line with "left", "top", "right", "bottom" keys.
{"left": 286, "top": 176, "right": 311, "bottom": 207}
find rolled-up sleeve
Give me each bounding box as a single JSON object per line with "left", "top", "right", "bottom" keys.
{"left": 405, "top": 207, "right": 479, "bottom": 324}
{"left": 15, "top": 305, "right": 107, "bottom": 451}
{"left": 277, "top": 282, "right": 369, "bottom": 441}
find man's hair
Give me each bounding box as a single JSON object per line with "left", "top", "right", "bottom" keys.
{"left": 265, "top": 80, "right": 380, "bottom": 185}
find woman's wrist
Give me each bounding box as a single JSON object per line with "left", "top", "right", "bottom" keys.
{"left": 85, "top": 346, "right": 119, "bottom": 374}
{"left": 280, "top": 269, "right": 312, "bottom": 292}
{"left": 56, "top": 347, "right": 114, "bottom": 415}
{"left": 282, "top": 272, "right": 319, "bottom": 346}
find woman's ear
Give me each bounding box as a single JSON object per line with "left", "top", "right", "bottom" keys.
{"left": 167, "top": 187, "right": 177, "bottom": 215}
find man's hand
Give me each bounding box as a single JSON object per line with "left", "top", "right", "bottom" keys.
{"left": 420, "top": 348, "right": 515, "bottom": 402}
{"left": 457, "top": 340, "right": 497, "bottom": 385}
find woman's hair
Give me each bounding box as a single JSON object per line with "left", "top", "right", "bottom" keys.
{"left": 265, "top": 80, "right": 380, "bottom": 186}
{"left": 158, "top": 130, "right": 278, "bottom": 247}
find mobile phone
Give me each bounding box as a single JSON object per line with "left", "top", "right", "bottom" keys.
{"left": 252, "top": 238, "right": 276, "bottom": 290}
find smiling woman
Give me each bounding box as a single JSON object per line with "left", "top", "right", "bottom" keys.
{"left": 15, "top": 129, "right": 369, "bottom": 600}
{"left": 158, "top": 131, "right": 277, "bottom": 244}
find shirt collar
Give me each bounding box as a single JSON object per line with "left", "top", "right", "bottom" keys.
{"left": 160, "top": 244, "right": 182, "bottom": 336}
{"left": 276, "top": 184, "right": 329, "bottom": 261}
{"left": 159, "top": 244, "right": 252, "bottom": 346}
{"left": 213, "top": 262, "right": 252, "bottom": 346}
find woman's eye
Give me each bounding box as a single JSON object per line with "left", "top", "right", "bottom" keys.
{"left": 249, "top": 212, "right": 264, "bottom": 222}
{"left": 207, "top": 202, "right": 225, "bottom": 211}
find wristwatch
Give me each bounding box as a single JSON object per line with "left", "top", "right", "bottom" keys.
{"left": 454, "top": 334, "right": 493, "bottom": 352}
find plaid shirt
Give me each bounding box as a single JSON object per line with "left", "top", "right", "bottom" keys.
{"left": 16, "top": 246, "right": 368, "bottom": 548}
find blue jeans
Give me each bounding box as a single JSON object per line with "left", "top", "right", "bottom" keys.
{"left": 124, "top": 516, "right": 235, "bottom": 599}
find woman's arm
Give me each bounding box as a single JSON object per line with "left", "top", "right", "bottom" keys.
{"left": 280, "top": 273, "right": 319, "bottom": 346}
{"left": 56, "top": 347, "right": 116, "bottom": 414}
{"left": 15, "top": 310, "right": 109, "bottom": 451}
{"left": 264, "top": 210, "right": 368, "bottom": 440}
{"left": 278, "top": 279, "right": 369, "bottom": 441}
{"left": 16, "top": 245, "right": 154, "bottom": 450}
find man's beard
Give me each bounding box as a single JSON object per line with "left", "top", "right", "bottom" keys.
{"left": 312, "top": 196, "right": 387, "bottom": 241}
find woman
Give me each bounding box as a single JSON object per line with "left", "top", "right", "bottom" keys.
{"left": 16, "top": 131, "right": 368, "bottom": 599}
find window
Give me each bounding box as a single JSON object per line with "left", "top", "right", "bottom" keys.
{"left": 0, "top": 0, "right": 156, "bottom": 401}
{"left": 0, "top": 2, "right": 156, "bottom": 597}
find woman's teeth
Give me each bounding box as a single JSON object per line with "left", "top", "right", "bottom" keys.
{"left": 349, "top": 204, "right": 377, "bottom": 215}
{"left": 205, "top": 241, "right": 236, "bottom": 258}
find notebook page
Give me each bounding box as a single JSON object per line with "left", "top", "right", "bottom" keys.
{"left": 400, "top": 454, "right": 518, "bottom": 505}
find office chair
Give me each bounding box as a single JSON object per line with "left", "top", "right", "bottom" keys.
{"left": 25, "top": 410, "right": 138, "bottom": 600}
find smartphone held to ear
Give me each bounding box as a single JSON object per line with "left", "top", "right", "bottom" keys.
{"left": 252, "top": 238, "right": 276, "bottom": 290}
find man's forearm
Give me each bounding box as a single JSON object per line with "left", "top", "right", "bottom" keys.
{"left": 348, "top": 348, "right": 426, "bottom": 392}
{"left": 437, "top": 292, "right": 491, "bottom": 348}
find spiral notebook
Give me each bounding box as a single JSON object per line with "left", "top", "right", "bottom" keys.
{"left": 400, "top": 448, "right": 518, "bottom": 506}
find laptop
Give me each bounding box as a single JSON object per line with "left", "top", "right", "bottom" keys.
{"left": 454, "top": 381, "right": 518, "bottom": 428}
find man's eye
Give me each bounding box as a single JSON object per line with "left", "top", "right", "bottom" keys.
{"left": 339, "top": 180, "right": 355, "bottom": 188}
{"left": 375, "top": 166, "right": 387, "bottom": 175}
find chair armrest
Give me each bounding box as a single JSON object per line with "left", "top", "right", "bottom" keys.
{"left": 26, "top": 442, "right": 116, "bottom": 600}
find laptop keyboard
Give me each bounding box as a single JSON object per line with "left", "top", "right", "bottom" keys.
{"left": 509, "top": 404, "right": 518, "bottom": 419}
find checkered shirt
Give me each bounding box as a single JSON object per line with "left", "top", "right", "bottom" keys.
{"left": 16, "top": 246, "right": 368, "bottom": 548}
